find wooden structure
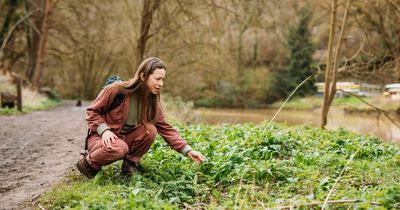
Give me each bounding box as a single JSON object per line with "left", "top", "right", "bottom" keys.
{"left": 1, "top": 91, "right": 17, "bottom": 108}
{"left": 0, "top": 77, "right": 22, "bottom": 111}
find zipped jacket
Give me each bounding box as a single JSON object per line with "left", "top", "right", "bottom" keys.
{"left": 86, "top": 86, "right": 192, "bottom": 154}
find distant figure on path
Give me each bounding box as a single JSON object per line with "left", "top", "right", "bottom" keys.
{"left": 77, "top": 57, "right": 206, "bottom": 178}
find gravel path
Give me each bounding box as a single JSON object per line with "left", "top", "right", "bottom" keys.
{"left": 0, "top": 101, "right": 87, "bottom": 210}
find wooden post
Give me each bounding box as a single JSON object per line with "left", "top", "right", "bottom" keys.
{"left": 16, "top": 78, "right": 22, "bottom": 111}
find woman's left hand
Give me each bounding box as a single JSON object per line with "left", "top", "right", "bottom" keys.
{"left": 187, "top": 150, "right": 207, "bottom": 164}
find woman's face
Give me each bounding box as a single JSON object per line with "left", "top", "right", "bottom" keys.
{"left": 146, "top": 68, "right": 165, "bottom": 95}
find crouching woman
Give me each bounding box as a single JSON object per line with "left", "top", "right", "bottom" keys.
{"left": 77, "top": 57, "right": 206, "bottom": 178}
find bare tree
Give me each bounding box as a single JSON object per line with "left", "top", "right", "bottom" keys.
{"left": 321, "top": 0, "right": 351, "bottom": 128}
{"left": 353, "top": 0, "right": 400, "bottom": 82}
{"left": 47, "top": 0, "right": 123, "bottom": 99}
{"left": 134, "top": 0, "right": 161, "bottom": 72}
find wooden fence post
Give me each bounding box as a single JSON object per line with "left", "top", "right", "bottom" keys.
{"left": 16, "top": 78, "right": 22, "bottom": 111}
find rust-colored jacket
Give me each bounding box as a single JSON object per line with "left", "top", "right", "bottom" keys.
{"left": 86, "top": 86, "right": 191, "bottom": 154}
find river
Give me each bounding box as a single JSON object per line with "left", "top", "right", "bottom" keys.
{"left": 194, "top": 107, "right": 400, "bottom": 143}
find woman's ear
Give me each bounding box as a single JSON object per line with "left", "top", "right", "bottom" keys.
{"left": 140, "top": 73, "right": 145, "bottom": 81}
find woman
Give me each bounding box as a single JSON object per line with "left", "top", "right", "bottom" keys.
{"left": 77, "top": 57, "right": 206, "bottom": 179}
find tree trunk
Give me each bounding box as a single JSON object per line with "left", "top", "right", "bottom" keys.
{"left": 24, "top": 0, "right": 39, "bottom": 82}
{"left": 328, "top": 0, "right": 351, "bottom": 103}
{"left": 321, "top": 0, "right": 337, "bottom": 128}
{"left": 32, "top": 0, "right": 53, "bottom": 88}
{"left": 321, "top": 0, "right": 351, "bottom": 128}
{"left": 134, "top": 0, "right": 161, "bottom": 73}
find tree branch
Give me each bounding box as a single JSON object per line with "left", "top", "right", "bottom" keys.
{"left": 337, "top": 89, "right": 400, "bottom": 130}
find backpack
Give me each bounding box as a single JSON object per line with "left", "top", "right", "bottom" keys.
{"left": 101, "top": 75, "right": 126, "bottom": 115}
{"left": 82, "top": 76, "right": 126, "bottom": 156}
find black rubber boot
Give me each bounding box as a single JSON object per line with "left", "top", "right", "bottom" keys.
{"left": 76, "top": 157, "right": 99, "bottom": 179}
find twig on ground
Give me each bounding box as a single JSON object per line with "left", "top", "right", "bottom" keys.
{"left": 31, "top": 194, "right": 41, "bottom": 201}
{"left": 256, "top": 198, "right": 266, "bottom": 209}
{"left": 234, "top": 175, "right": 244, "bottom": 210}
{"left": 38, "top": 204, "right": 46, "bottom": 210}
{"left": 267, "top": 199, "right": 381, "bottom": 209}
{"left": 321, "top": 136, "right": 368, "bottom": 209}
{"left": 213, "top": 181, "right": 221, "bottom": 188}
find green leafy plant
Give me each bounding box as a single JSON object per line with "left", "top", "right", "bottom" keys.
{"left": 39, "top": 122, "right": 400, "bottom": 209}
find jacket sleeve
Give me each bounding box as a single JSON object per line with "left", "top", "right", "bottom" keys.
{"left": 86, "top": 86, "right": 119, "bottom": 136}
{"left": 155, "top": 106, "right": 193, "bottom": 155}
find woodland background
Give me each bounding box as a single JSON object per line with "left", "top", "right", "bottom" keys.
{"left": 0, "top": 0, "right": 399, "bottom": 108}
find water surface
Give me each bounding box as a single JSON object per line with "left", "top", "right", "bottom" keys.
{"left": 194, "top": 107, "right": 400, "bottom": 143}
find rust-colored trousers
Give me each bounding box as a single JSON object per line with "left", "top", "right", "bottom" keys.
{"left": 86, "top": 123, "right": 157, "bottom": 170}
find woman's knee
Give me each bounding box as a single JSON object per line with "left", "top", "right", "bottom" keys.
{"left": 107, "top": 140, "right": 128, "bottom": 158}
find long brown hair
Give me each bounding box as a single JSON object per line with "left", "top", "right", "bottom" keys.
{"left": 112, "top": 57, "right": 166, "bottom": 123}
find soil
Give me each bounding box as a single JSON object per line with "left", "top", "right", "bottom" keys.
{"left": 0, "top": 101, "right": 88, "bottom": 210}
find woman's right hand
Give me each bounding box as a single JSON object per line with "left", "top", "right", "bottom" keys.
{"left": 101, "top": 130, "right": 117, "bottom": 146}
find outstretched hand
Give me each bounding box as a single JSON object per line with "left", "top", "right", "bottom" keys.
{"left": 187, "top": 150, "right": 207, "bottom": 164}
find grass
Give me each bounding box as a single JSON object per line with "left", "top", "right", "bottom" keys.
{"left": 0, "top": 99, "right": 61, "bottom": 115}
{"left": 38, "top": 122, "right": 400, "bottom": 209}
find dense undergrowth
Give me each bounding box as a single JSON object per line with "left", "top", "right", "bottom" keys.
{"left": 39, "top": 121, "right": 400, "bottom": 209}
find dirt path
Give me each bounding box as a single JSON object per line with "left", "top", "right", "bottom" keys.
{"left": 0, "top": 101, "right": 88, "bottom": 210}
